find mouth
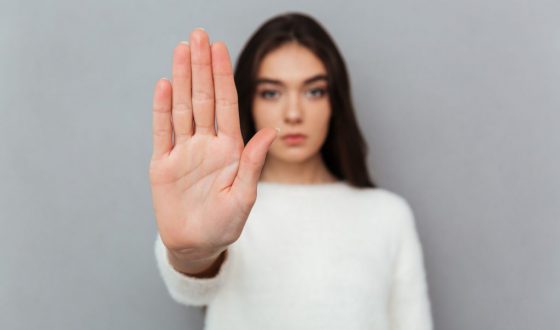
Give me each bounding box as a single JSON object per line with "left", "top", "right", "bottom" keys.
{"left": 281, "top": 134, "right": 307, "bottom": 145}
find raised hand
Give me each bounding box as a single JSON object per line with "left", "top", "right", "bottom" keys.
{"left": 149, "top": 28, "right": 278, "bottom": 264}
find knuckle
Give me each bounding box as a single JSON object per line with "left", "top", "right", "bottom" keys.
{"left": 244, "top": 152, "right": 261, "bottom": 168}
{"left": 152, "top": 105, "right": 168, "bottom": 113}
{"left": 191, "top": 88, "right": 214, "bottom": 102}
{"left": 215, "top": 96, "right": 238, "bottom": 109}
{"left": 152, "top": 128, "right": 170, "bottom": 137}
{"left": 213, "top": 70, "right": 233, "bottom": 78}
{"left": 173, "top": 101, "right": 192, "bottom": 112}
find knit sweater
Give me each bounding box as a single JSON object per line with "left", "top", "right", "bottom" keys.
{"left": 154, "top": 180, "right": 433, "bottom": 330}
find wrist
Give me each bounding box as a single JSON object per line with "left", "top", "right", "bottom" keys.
{"left": 167, "top": 247, "right": 226, "bottom": 276}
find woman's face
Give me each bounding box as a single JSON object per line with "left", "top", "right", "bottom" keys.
{"left": 252, "top": 42, "right": 331, "bottom": 163}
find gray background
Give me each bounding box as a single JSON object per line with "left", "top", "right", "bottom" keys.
{"left": 1, "top": 0, "right": 558, "bottom": 329}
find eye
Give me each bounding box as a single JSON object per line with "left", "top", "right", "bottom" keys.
{"left": 258, "top": 89, "right": 280, "bottom": 100}
{"left": 306, "top": 87, "right": 327, "bottom": 98}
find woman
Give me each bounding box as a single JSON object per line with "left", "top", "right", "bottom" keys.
{"left": 150, "top": 12, "right": 433, "bottom": 330}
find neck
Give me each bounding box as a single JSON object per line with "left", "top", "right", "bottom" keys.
{"left": 259, "top": 153, "right": 338, "bottom": 184}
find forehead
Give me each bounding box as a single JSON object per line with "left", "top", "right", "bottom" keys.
{"left": 256, "top": 43, "right": 327, "bottom": 84}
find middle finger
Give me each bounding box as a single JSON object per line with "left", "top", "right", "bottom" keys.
{"left": 190, "top": 28, "right": 216, "bottom": 136}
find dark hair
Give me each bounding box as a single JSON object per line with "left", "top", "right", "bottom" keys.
{"left": 234, "top": 12, "right": 376, "bottom": 189}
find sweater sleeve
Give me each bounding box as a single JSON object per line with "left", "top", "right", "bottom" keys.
{"left": 154, "top": 233, "right": 231, "bottom": 307}
{"left": 388, "top": 198, "right": 434, "bottom": 330}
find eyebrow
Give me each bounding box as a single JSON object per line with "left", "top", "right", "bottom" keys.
{"left": 255, "top": 74, "right": 328, "bottom": 87}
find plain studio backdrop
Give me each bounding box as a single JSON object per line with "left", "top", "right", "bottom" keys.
{"left": 1, "top": 0, "right": 558, "bottom": 329}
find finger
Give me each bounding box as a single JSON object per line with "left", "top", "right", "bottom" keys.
{"left": 171, "top": 41, "right": 193, "bottom": 144}
{"left": 211, "top": 41, "right": 242, "bottom": 141}
{"left": 152, "top": 78, "right": 173, "bottom": 159}
{"left": 190, "top": 28, "right": 216, "bottom": 136}
{"left": 232, "top": 128, "right": 279, "bottom": 201}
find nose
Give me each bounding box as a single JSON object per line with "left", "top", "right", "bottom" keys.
{"left": 283, "top": 92, "right": 303, "bottom": 125}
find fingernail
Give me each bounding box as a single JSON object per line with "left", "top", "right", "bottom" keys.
{"left": 275, "top": 127, "right": 281, "bottom": 133}
{"left": 160, "top": 77, "right": 170, "bottom": 81}
{"left": 180, "top": 41, "right": 189, "bottom": 45}
{"left": 159, "top": 78, "right": 169, "bottom": 90}
{"left": 195, "top": 27, "right": 205, "bottom": 31}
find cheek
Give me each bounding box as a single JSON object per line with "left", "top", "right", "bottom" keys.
{"left": 310, "top": 104, "right": 332, "bottom": 135}
{"left": 251, "top": 100, "right": 281, "bottom": 129}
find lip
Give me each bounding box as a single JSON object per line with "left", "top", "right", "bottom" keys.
{"left": 281, "top": 133, "right": 307, "bottom": 145}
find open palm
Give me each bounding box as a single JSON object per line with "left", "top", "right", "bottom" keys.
{"left": 149, "top": 28, "right": 277, "bottom": 259}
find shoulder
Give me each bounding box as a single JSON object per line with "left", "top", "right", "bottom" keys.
{"left": 350, "top": 187, "right": 416, "bottom": 228}
{"left": 350, "top": 186, "right": 412, "bottom": 211}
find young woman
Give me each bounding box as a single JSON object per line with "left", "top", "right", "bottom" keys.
{"left": 150, "top": 12, "right": 433, "bottom": 330}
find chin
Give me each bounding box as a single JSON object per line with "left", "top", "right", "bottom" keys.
{"left": 270, "top": 147, "right": 319, "bottom": 163}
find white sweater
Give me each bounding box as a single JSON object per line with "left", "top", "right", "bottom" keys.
{"left": 154, "top": 180, "right": 433, "bottom": 330}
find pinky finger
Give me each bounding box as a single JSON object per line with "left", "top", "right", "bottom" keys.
{"left": 152, "top": 78, "right": 173, "bottom": 159}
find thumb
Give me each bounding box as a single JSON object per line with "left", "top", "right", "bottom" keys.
{"left": 232, "top": 127, "right": 279, "bottom": 202}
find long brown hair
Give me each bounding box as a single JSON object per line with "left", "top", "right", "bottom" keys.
{"left": 234, "top": 12, "right": 376, "bottom": 188}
